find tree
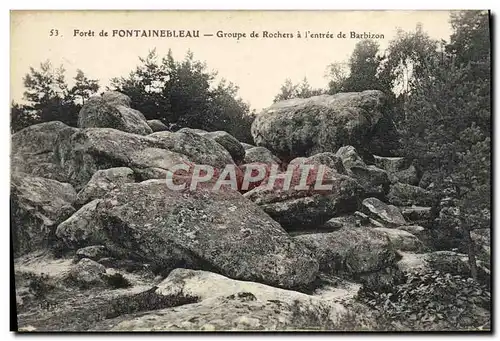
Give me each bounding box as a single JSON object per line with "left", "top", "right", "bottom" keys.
{"left": 274, "top": 77, "right": 323, "bottom": 102}
{"left": 325, "top": 62, "right": 348, "bottom": 94}
{"left": 10, "top": 102, "right": 38, "bottom": 133}
{"left": 379, "top": 24, "right": 440, "bottom": 96}
{"left": 111, "top": 49, "right": 254, "bottom": 142}
{"left": 342, "top": 40, "right": 385, "bottom": 92}
{"left": 400, "top": 20, "right": 490, "bottom": 279}
{"left": 447, "top": 11, "right": 490, "bottom": 69}
{"left": 70, "top": 69, "right": 99, "bottom": 104}
{"left": 15, "top": 61, "right": 99, "bottom": 128}
{"left": 110, "top": 49, "right": 170, "bottom": 122}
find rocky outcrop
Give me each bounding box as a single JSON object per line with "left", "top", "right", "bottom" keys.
{"left": 244, "top": 170, "right": 364, "bottom": 229}
{"left": 78, "top": 96, "right": 152, "bottom": 135}
{"left": 373, "top": 155, "right": 418, "bottom": 185}
{"left": 55, "top": 128, "right": 170, "bottom": 189}
{"left": 397, "top": 225, "right": 426, "bottom": 238}
{"left": 98, "top": 268, "right": 374, "bottom": 331}
{"left": 55, "top": 128, "right": 205, "bottom": 189}
{"left": 102, "top": 293, "right": 359, "bottom": 331}
{"left": 401, "top": 206, "right": 433, "bottom": 222}
{"left": 150, "top": 130, "right": 235, "bottom": 169}
{"left": 55, "top": 199, "right": 106, "bottom": 249}
{"left": 11, "top": 121, "right": 78, "bottom": 182}
{"left": 336, "top": 146, "right": 389, "bottom": 198}
{"left": 180, "top": 128, "right": 246, "bottom": 164}
{"left": 251, "top": 90, "right": 394, "bottom": 160}
{"left": 75, "top": 167, "right": 135, "bottom": 206}
{"left": 11, "top": 90, "right": 489, "bottom": 331}
{"left": 93, "top": 180, "right": 318, "bottom": 289}
{"left": 11, "top": 173, "right": 77, "bottom": 256}
{"left": 295, "top": 228, "right": 397, "bottom": 277}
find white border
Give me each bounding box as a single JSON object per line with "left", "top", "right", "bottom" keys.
{"left": 2, "top": 1, "right": 498, "bottom": 340}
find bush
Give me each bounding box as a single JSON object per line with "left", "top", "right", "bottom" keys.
{"left": 357, "top": 269, "right": 491, "bottom": 331}
{"left": 26, "top": 272, "right": 54, "bottom": 299}
{"left": 104, "top": 273, "right": 132, "bottom": 289}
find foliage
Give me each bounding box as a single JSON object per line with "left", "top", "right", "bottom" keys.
{"left": 274, "top": 78, "right": 324, "bottom": 102}
{"left": 104, "top": 273, "right": 132, "bottom": 289}
{"left": 111, "top": 49, "right": 255, "bottom": 143}
{"left": 11, "top": 61, "right": 99, "bottom": 132}
{"left": 26, "top": 272, "right": 54, "bottom": 300}
{"left": 379, "top": 24, "right": 440, "bottom": 96}
{"left": 447, "top": 10, "right": 490, "bottom": 79}
{"left": 398, "top": 11, "right": 490, "bottom": 274}
{"left": 342, "top": 40, "right": 386, "bottom": 93}
{"left": 358, "top": 269, "right": 491, "bottom": 331}
{"left": 70, "top": 69, "right": 99, "bottom": 105}
{"left": 325, "top": 62, "right": 349, "bottom": 94}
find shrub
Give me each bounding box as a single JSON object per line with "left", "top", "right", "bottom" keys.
{"left": 357, "top": 269, "right": 491, "bottom": 331}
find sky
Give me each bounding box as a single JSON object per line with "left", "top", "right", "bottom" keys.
{"left": 11, "top": 10, "right": 454, "bottom": 112}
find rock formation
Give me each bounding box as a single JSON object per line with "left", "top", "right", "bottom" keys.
{"left": 11, "top": 90, "right": 489, "bottom": 331}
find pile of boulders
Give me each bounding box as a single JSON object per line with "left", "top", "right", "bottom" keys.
{"left": 11, "top": 90, "right": 488, "bottom": 331}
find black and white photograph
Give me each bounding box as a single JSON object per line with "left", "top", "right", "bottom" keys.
{"left": 9, "top": 9, "right": 492, "bottom": 332}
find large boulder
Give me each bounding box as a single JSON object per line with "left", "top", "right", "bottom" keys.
{"left": 75, "top": 167, "right": 135, "bottom": 206}
{"left": 180, "top": 129, "right": 246, "bottom": 164}
{"left": 11, "top": 121, "right": 78, "bottom": 182}
{"left": 294, "top": 227, "right": 398, "bottom": 277}
{"left": 387, "top": 182, "right": 437, "bottom": 207}
{"left": 128, "top": 148, "right": 190, "bottom": 181}
{"left": 146, "top": 119, "right": 168, "bottom": 132}
{"left": 336, "top": 146, "right": 390, "bottom": 197}
{"left": 244, "top": 169, "right": 364, "bottom": 230}
{"left": 251, "top": 90, "right": 394, "bottom": 161}
{"left": 103, "top": 292, "right": 366, "bottom": 331}
{"left": 150, "top": 130, "right": 235, "bottom": 169}
{"left": 11, "top": 173, "right": 77, "bottom": 256}
{"left": 373, "top": 228, "right": 424, "bottom": 252}
{"left": 203, "top": 131, "right": 246, "bottom": 165}
{"left": 361, "top": 197, "right": 406, "bottom": 227}
{"left": 66, "top": 258, "right": 107, "bottom": 288}
{"left": 156, "top": 268, "right": 355, "bottom": 306}
{"left": 55, "top": 199, "right": 106, "bottom": 249}
{"left": 93, "top": 180, "right": 318, "bottom": 289}
{"left": 78, "top": 96, "right": 152, "bottom": 135}
{"left": 99, "top": 268, "right": 374, "bottom": 331}
{"left": 244, "top": 146, "right": 281, "bottom": 165}
{"left": 101, "top": 91, "right": 132, "bottom": 107}
{"left": 55, "top": 128, "right": 190, "bottom": 189}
